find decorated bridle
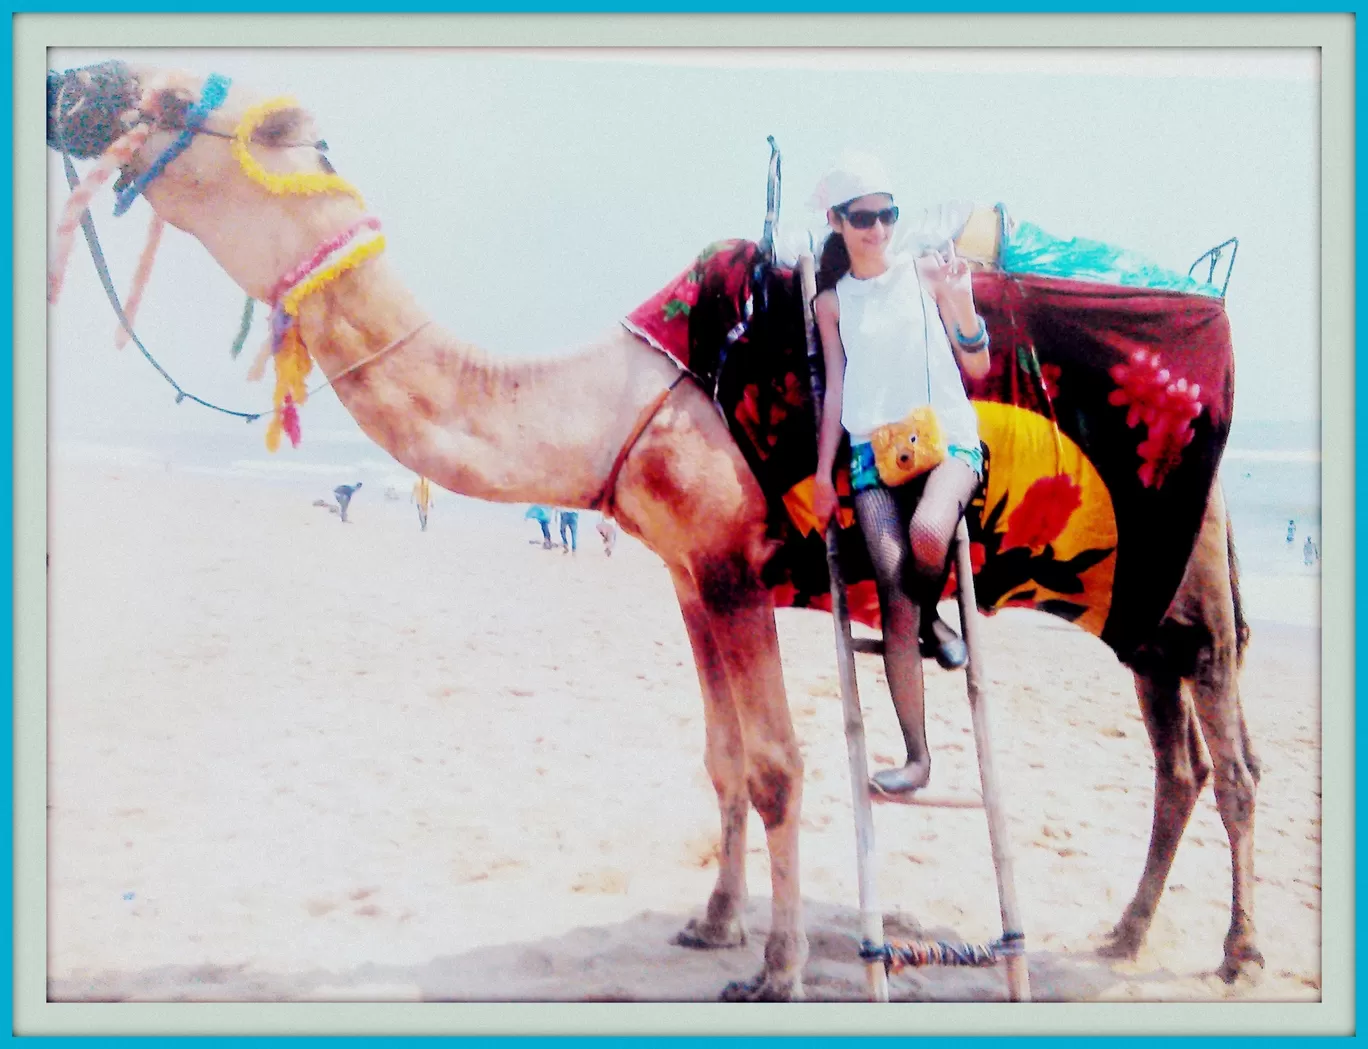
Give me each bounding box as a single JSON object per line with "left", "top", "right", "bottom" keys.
{"left": 50, "top": 70, "right": 400, "bottom": 451}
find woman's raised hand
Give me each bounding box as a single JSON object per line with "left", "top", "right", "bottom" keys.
{"left": 922, "top": 241, "right": 974, "bottom": 303}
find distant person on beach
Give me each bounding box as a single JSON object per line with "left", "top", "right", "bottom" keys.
{"left": 557, "top": 508, "right": 580, "bottom": 554}
{"left": 412, "top": 476, "right": 433, "bottom": 532}
{"left": 1303, "top": 535, "right": 1318, "bottom": 566}
{"left": 1287, "top": 519, "right": 1296, "bottom": 544}
{"left": 525, "top": 505, "right": 554, "bottom": 548}
{"left": 596, "top": 514, "right": 619, "bottom": 557}
{"left": 333, "top": 481, "right": 363, "bottom": 523}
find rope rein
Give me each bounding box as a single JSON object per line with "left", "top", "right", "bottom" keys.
{"left": 57, "top": 150, "right": 265, "bottom": 422}
{"left": 307, "top": 321, "right": 433, "bottom": 397}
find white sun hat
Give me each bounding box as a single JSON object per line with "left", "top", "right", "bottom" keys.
{"left": 807, "top": 150, "right": 896, "bottom": 214}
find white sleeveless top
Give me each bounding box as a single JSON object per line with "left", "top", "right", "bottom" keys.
{"left": 836, "top": 253, "right": 980, "bottom": 449}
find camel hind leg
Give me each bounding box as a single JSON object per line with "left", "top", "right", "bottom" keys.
{"left": 1101, "top": 667, "right": 1211, "bottom": 958}
{"left": 1187, "top": 627, "right": 1264, "bottom": 982}
{"left": 1188, "top": 491, "right": 1263, "bottom": 981}
{"left": 1131, "top": 485, "right": 1263, "bottom": 980}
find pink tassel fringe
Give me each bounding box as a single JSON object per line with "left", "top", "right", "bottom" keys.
{"left": 113, "top": 214, "right": 166, "bottom": 349}
{"left": 49, "top": 124, "right": 153, "bottom": 306}
{"left": 280, "top": 394, "right": 302, "bottom": 447}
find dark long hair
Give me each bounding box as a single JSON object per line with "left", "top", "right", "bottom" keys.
{"left": 815, "top": 230, "right": 852, "bottom": 294}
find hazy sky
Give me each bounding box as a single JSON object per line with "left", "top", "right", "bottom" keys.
{"left": 47, "top": 47, "right": 1319, "bottom": 454}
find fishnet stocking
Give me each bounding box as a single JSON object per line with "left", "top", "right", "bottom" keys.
{"left": 854, "top": 459, "right": 980, "bottom": 765}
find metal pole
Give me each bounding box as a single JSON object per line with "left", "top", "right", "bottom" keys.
{"left": 798, "top": 252, "right": 889, "bottom": 1003}
{"left": 952, "top": 517, "right": 1031, "bottom": 1002}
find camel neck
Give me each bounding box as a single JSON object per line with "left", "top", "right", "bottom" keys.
{"left": 292, "top": 256, "right": 659, "bottom": 506}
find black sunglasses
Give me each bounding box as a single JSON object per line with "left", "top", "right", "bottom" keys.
{"left": 840, "top": 205, "right": 899, "bottom": 230}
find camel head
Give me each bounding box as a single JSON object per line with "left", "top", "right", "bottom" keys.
{"left": 48, "top": 61, "right": 368, "bottom": 302}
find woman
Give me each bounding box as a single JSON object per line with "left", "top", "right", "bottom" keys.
{"left": 810, "top": 154, "right": 992, "bottom": 795}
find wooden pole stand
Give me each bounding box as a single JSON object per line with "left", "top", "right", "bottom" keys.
{"left": 800, "top": 252, "right": 890, "bottom": 1004}
{"left": 798, "top": 251, "right": 1030, "bottom": 1004}
{"left": 952, "top": 517, "right": 1031, "bottom": 1003}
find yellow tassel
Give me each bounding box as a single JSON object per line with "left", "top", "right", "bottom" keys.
{"left": 233, "top": 97, "right": 365, "bottom": 206}
{"left": 264, "top": 415, "right": 283, "bottom": 453}
{"left": 263, "top": 326, "right": 313, "bottom": 453}
{"left": 281, "top": 235, "right": 386, "bottom": 317}
{"left": 270, "top": 330, "right": 312, "bottom": 406}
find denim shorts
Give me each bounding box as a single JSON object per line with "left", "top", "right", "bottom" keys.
{"left": 849, "top": 440, "right": 984, "bottom": 494}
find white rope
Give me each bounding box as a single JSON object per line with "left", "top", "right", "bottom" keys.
{"left": 306, "top": 320, "right": 433, "bottom": 397}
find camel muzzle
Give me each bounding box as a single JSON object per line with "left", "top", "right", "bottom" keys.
{"left": 47, "top": 61, "right": 140, "bottom": 158}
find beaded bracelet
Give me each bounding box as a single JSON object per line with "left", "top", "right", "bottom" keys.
{"left": 955, "top": 316, "right": 990, "bottom": 352}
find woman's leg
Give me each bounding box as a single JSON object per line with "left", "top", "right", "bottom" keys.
{"left": 854, "top": 460, "right": 981, "bottom": 794}
{"left": 854, "top": 484, "right": 932, "bottom": 793}
{"left": 905, "top": 459, "right": 981, "bottom": 602}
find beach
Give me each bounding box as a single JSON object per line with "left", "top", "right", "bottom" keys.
{"left": 46, "top": 459, "right": 1321, "bottom": 1005}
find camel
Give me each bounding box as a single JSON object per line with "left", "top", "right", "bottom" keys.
{"left": 47, "top": 61, "right": 1264, "bottom": 1000}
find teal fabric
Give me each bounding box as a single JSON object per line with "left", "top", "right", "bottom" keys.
{"left": 947, "top": 443, "right": 985, "bottom": 477}
{"left": 1001, "top": 219, "right": 1221, "bottom": 297}
{"left": 848, "top": 440, "right": 983, "bottom": 493}
{"left": 850, "top": 441, "right": 880, "bottom": 493}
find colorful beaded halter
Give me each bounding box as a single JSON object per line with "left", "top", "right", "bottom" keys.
{"left": 50, "top": 75, "right": 384, "bottom": 451}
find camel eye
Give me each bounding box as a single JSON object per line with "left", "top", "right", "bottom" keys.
{"left": 253, "top": 109, "right": 301, "bottom": 147}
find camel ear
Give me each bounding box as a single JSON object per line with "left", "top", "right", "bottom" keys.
{"left": 144, "top": 88, "right": 192, "bottom": 127}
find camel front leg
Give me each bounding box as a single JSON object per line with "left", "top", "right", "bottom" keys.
{"left": 692, "top": 563, "right": 807, "bottom": 1002}
{"left": 670, "top": 570, "right": 749, "bottom": 950}
{"left": 1102, "top": 667, "right": 1211, "bottom": 958}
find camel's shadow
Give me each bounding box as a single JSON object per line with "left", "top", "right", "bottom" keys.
{"left": 48, "top": 898, "right": 1208, "bottom": 1005}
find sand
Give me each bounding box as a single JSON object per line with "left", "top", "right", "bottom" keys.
{"left": 45, "top": 461, "right": 1321, "bottom": 1004}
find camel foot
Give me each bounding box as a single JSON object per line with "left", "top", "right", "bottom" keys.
{"left": 1096, "top": 917, "right": 1147, "bottom": 960}
{"left": 673, "top": 916, "right": 747, "bottom": 950}
{"left": 1217, "top": 936, "right": 1266, "bottom": 984}
{"left": 719, "top": 969, "right": 804, "bottom": 1002}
